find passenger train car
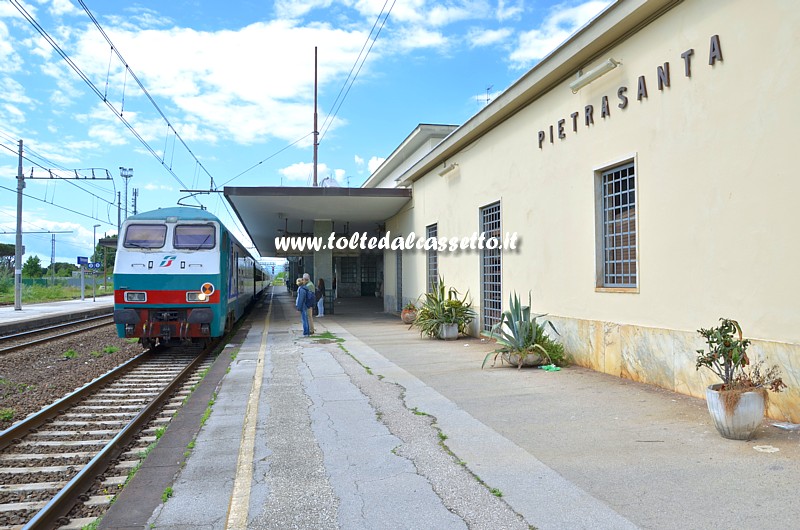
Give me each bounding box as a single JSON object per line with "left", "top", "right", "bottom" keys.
{"left": 113, "top": 207, "right": 269, "bottom": 348}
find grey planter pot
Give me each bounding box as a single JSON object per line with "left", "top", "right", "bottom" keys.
{"left": 502, "top": 351, "right": 546, "bottom": 367}
{"left": 439, "top": 323, "right": 459, "bottom": 340}
{"left": 705, "top": 384, "right": 766, "bottom": 440}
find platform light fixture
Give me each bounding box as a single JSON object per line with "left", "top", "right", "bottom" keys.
{"left": 570, "top": 58, "right": 620, "bottom": 93}
{"left": 438, "top": 163, "right": 459, "bottom": 178}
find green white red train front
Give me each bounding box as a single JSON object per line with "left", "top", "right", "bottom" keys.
{"left": 113, "top": 207, "right": 266, "bottom": 348}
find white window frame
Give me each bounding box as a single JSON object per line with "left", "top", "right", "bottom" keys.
{"left": 595, "top": 155, "right": 639, "bottom": 293}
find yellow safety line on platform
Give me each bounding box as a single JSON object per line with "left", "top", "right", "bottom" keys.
{"left": 225, "top": 290, "right": 272, "bottom": 529}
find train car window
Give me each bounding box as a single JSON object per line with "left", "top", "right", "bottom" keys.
{"left": 174, "top": 224, "right": 216, "bottom": 249}
{"left": 124, "top": 224, "right": 167, "bottom": 248}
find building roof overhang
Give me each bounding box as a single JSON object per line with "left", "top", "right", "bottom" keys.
{"left": 224, "top": 186, "right": 412, "bottom": 257}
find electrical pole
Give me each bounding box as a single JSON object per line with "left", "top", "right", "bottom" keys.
{"left": 14, "top": 140, "right": 23, "bottom": 311}
{"left": 120, "top": 167, "right": 133, "bottom": 220}
{"left": 50, "top": 234, "right": 55, "bottom": 284}
{"left": 117, "top": 191, "right": 121, "bottom": 232}
{"left": 132, "top": 187, "right": 139, "bottom": 216}
{"left": 313, "top": 47, "right": 318, "bottom": 187}
{"left": 92, "top": 224, "right": 100, "bottom": 302}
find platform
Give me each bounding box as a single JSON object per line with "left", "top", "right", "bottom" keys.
{"left": 0, "top": 296, "right": 114, "bottom": 336}
{"left": 97, "top": 288, "right": 800, "bottom": 530}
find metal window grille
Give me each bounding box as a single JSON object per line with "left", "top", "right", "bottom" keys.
{"left": 602, "top": 163, "right": 637, "bottom": 287}
{"left": 480, "top": 202, "right": 502, "bottom": 331}
{"left": 396, "top": 247, "right": 403, "bottom": 311}
{"left": 340, "top": 257, "right": 357, "bottom": 283}
{"left": 426, "top": 224, "right": 438, "bottom": 293}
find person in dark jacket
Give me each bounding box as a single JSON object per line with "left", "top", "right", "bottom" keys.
{"left": 316, "top": 278, "right": 326, "bottom": 317}
{"left": 303, "top": 273, "right": 315, "bottom": 333}
{"left": 295, "top": 277, "right": 311, "bottom": 336}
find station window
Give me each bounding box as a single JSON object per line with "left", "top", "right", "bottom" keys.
{"left": 426, "top": 223, "right": 438, "bottom": 293}
{"left": 174, "top": 224, "right": 216, "bottom": 249}
{"left": 480, "top": 202, "right": 502, "bottom": 331}
{"left": 340, "top": 257, "right": 358, "bottom": 283}
{"left": 123, "top": 224, "right": 166, "bottom": 249}
{"left": 596, "top": 161, "right": 638, "bottom": 289}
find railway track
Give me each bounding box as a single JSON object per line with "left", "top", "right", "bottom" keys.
{"left": 0, "top": 345, "right": 214, "bottom": 529}
{"left": 0, "top": 316, "right": 115, "bottom": 356}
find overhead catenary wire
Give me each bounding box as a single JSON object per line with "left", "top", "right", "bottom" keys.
{"left": 0, "top": 139, "right": 117, "bottom": 210}
{"left": 217, "top": 132, "right": 314, "bottom": 189}
{"left": 76, "top": 0, "right": 217, "bottom": 192}
{"left": 7, "top": 0, "right": 208, "bottom": 209}
{"left": 318, "top": 0, "right": 397, "bottom": 144}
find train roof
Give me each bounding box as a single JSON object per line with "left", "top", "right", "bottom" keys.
{"left": 127, "top": 207, "right": 222, "bottom": 223}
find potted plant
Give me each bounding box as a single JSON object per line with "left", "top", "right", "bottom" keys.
{"left": 413, "top": 276, "right": 476, "bottom": 340}
{"left": 401, "top": 302, "right": 418, "bottom": 324}
{"left": 481, "top": 291, "right": 565, "bottom": 369}
{"left": 695, "top": 318, "right": 786, "bottom": 440}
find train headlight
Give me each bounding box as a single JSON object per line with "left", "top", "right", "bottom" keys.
{"left": 125, "top": 292, "right": 147, "bottom": 302}
{"left": 187, "top": 292, "right": 206, "bottom": 302}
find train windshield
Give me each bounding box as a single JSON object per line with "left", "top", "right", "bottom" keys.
{"left": 174, "top": 224, "right": 216, "bottom": 250}
{"left": 124, "top": 224, "right": 167, "bottom": 248}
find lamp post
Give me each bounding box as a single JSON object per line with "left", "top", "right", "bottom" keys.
{"left": 92, "top": 224, "right": 100, "bottom": 301}
{"left": 119, "top": 167, "right": 133, "bottom": 220}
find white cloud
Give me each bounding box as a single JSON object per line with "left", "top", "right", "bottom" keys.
{"left": 396, "top": 27, "right": 447, "bottom": 51}
{"left": 2, "top": 103, "right": 25, "bottom": 123}
{"left": 143, "top": 182, "right": 174, "bottom": 191}
{"left": 509, "top": 1, "right": 611, "bottom": 68}
{"left": 49, "top": 0, "right": 81, "bottom": 17}
{"left": 426, "top": 1, "right": 489, "bottom": 27}
{"left": 354, "top": 154, "right": 364, "bottom": 166}
{"left": 0, "top": 77, "right": 32, "bottom": 104}
{"left": 0, "top": 21, "right": 22, "bottom": 74}
{"left": 496, "top": 0, "right": 524, "bottom": 21}
{"left": 60, "top": 20, "right": 372, "bottom": 146}
{"left": 467, "top": 27, "right": 512, "bottom": 48}
{"left": 275, "top": 0, "right": 335, "bottom": 19}
{"left": 367, "top": 156, "right": 384, "bottom": 173}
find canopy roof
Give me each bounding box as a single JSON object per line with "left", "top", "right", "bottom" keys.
{"left": 224, "top": 186, "right": 412, "bottom": 256}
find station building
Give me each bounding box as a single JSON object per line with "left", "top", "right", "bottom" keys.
{"left": 227, "top": 0, "right": 800, "bottom": 422}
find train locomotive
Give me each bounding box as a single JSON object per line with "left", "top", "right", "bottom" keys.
{"left": 113, "top": 207, "right": 269, "bottom": 348}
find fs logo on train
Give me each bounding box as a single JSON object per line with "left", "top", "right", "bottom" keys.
{"left": 159, "top": 255, "right": 177, "bottom": 267}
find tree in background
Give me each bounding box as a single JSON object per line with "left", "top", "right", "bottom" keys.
{"left": 0, "top": 243, "right": 14, "bottom": 271}
{"left": 52, "top": 262, "right": 79, "bottom": 276}
{"left": 21, "top": 255, "right": 45, "bottom": 278}
{"left": 92, "top": 236, "right": 117, "bottom": 271}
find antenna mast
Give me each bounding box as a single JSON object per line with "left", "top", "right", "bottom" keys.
{"left": 313, "top": 46, "right": 319, "bottom": 187}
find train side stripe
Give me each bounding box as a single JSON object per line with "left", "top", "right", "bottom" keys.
{"left": 114, "top": 290, "right": 220, "bottom": 304}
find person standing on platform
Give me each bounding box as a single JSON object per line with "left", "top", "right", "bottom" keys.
{"left": 295, "top": 278, "right": 310, "bottom": 336}
{"left": 303, "top": 273, "right": 315, "bottom": 334}
{"left": 316, "top": 278, "right": 326, "bottom": 317}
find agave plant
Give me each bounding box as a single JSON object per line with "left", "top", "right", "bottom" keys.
{"left": 413, "top": 276, "right": 476, "bottom": 339}
{"left": 481, "top": 291, "right": 564, "bottom": 369}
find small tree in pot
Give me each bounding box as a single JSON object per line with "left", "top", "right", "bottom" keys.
{"left": 413, "top": 277, "right": 476, "bottom": 340}
{"left": 695, "top": 318, "right": 786, "bottom": 440}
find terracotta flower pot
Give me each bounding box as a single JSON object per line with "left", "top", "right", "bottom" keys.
{"left": 401, "top": 309, "right": 417, "bottom": 324}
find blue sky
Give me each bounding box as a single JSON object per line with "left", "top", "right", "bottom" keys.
{"left": 0, "top": 0, "right": 610, "bottom": 265}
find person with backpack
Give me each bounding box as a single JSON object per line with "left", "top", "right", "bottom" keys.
{"left": 295, "top": 277, "right": 312, "bottom": 336}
